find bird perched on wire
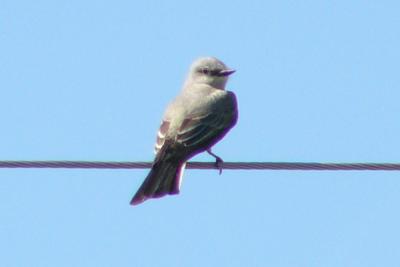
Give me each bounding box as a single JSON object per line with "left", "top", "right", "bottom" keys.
{"left": 130, "top": 57, "right": 238, "bottom": 205}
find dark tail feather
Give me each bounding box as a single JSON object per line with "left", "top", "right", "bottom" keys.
{"left": 153, "top": 161, "right": 186, "bottom": 198}
{"left": 130, "top": 161, "right": 183, "bottom": 206}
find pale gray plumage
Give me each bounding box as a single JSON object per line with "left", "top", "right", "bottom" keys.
{"left": 130, "top": 57, "right": 238, "bottom": 205}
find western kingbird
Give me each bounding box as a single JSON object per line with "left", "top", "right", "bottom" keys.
{"left": 130, "top": 57, "right": 238, "bottom": 205}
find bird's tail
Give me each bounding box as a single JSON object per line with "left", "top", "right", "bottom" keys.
{"left": 130, "top": 160, "right": 186, "bottom": 206}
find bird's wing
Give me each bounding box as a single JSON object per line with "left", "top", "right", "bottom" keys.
{"left": 177, "top": 91, "right": 238, "bottom": 150}
{"left": 154, "top": 120, "right": 170, "bottom": 155}
{"left": 155, "top": 91, "right": 237, "bottom": 154}
{"left": 177, "top": 107, "right": 237, "bottom": 149}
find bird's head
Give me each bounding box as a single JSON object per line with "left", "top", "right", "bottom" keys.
{"left": 185, "top": 57, "right": 235, "bottom": 90}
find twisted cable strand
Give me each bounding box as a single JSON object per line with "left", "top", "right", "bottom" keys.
{"left": 0, "top": 161, "right": 400, "bottom": 171}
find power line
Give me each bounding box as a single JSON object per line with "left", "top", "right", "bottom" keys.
{"left": 0, "top": 161, "right": 400, "bottom": 171}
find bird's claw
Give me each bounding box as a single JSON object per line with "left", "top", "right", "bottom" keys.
{"left": 215, "top": 156, "right": 223, "bottom": 175}
{"left": 207, "top": 149, "right": 224, "bottom": 175}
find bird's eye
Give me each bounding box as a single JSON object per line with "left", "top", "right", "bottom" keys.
{"left": 201, "top": 68, "right": 210, "bottom": 75}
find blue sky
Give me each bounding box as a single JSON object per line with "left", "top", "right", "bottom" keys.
{"left": 1, "top": 1, "right": 400, "bottom": 266}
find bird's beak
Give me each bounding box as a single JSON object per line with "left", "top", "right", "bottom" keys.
{"left": 218, "top": 69, "right": 236, "bottom": 76}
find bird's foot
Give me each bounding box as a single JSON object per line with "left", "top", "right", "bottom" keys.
{"left": 207, "top": 149, "right": 224, "bottom": 175}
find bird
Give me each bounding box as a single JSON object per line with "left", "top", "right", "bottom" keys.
{"left": 130, "top": 57, "right": 238, "bottom": 205}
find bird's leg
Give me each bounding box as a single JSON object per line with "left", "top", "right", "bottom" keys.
{"left": 206, "top": 149, "right": 223, "bottom": 175}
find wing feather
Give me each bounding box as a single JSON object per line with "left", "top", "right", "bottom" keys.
{"left": 154, "top": 120, "right": 170, "bottom": 154}
{"left": 177, "top": 111, "right": 234, "bottom": 148}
